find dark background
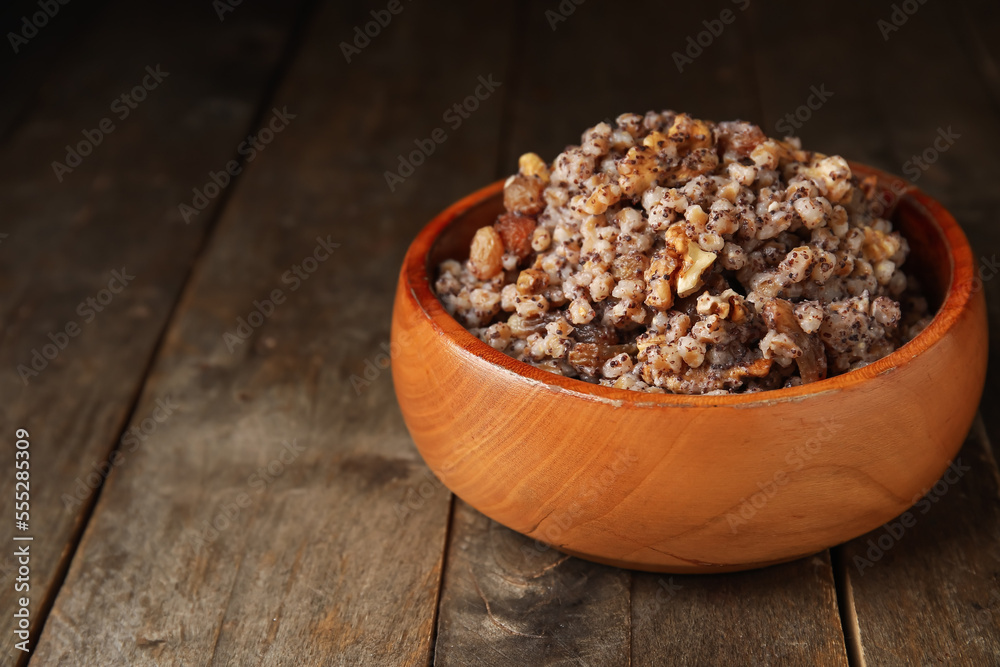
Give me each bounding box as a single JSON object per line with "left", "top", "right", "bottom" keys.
{"left": 0, "top": 0, "right": 998, "bottom": 664}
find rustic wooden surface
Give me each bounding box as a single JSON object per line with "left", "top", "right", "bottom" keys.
{"left": 0, "top": 0, "right": 997, "bottom": 664}
{"left": 0, "top": 1, "right": 303, "bottom": 663}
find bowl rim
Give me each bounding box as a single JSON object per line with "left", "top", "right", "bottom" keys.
{"left": 400, "top": 162, "right": 975, "bottom": 408}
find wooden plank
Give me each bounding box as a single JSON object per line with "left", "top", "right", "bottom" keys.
{"left": 0, "top": 1, "right": 111, "bottom": 142}
{"left": 434, "top": 2, "right": 848, "bottom": 665}
{"left": 0, "top": 2, "right": 303, "bottom": 663}
{"left": 632, "top": 554, "right": 847, "bottom": 666}
{"left": 837, "top": 418, "right": 1000, "bottom": 665}
{"left": 29, "top": 1, "right": 514, "bottom": 664}
{"left": 435, "top": 501, "right": 631, "bottom": 666}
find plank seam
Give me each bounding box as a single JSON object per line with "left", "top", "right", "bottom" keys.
{"left": 428, "top": 493, "right": 456, "bottom": 667}
{"left": 832, "top": 546, "right": 866, "bottom": 667}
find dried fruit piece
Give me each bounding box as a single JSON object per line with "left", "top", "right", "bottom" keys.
{"left": 494, "top": 213, "right": 536, "bottom": 260}
{"left": 568, "top": 342, "right": 601, "bottom": 377}
{"left": 762, "top": 299, "right": 827, "bottom": 383}
{"left": 469, "top": 226, "right": 504, "bottom": 279}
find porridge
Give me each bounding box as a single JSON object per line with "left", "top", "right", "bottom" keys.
{"left": 435, "top": 111, "right": 932, "bottom": 394}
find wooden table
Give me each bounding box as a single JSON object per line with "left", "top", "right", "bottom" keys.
{"left": 2, "top": 1, "right": 998, "bottom": 664}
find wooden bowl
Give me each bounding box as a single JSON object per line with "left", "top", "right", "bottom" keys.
{"left": 390, "top": 163, "right": 988, "bottom": 573}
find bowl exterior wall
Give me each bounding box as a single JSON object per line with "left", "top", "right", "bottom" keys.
{"left": 392, "top": 274, "right": 986, "bottom": 572}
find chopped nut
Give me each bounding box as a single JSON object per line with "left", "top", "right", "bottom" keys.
{"left": 516, "top": 268, "right": 548, "bottom": 295}
{"left": 642, "top": 130, "right": 669, "bottom": 150}
{"left": 504, "top": 175, "right": 545, "bottom": 216}
{"left": 676, "top": 242, "right": 717, "bottom": 298}
{"left": 617, "top": 144, "right": 660, "bottom": 197}
{"left": 800, "top": 155, "right": 852, "bottom": 203}
{"left": 862, "top": 227, "right": 902, "bottom": 263}
{"left": 636, "top": 331, "right": 666, "bottom": 357}
{"left": 667, "top": 114, "right": 713, "bottom": 151}
{"left": 584, "top": 183, "right": 622, "bottom": 214}
{"left": 645, "top": 277, "right": 674, "bottom": 311}
{"left": 568, "top": 342, "right": 601, "bottom": 376}
{"left": 518, "top": 152, "right": 550, "bottom": 183}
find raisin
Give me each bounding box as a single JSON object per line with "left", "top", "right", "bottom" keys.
{"left": 494, "top": 213, "right": 536, "bottom": 260}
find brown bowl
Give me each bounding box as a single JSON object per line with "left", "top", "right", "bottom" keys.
{"left": 390, "top": 163, "right": 988, "bottom": 573}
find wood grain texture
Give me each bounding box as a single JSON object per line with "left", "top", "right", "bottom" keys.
{"left": 6, "top": 0, "right": 996, "bottom": 664}
{"left": 29, "top": 1, "right": 514, "bottom": 664}
{"left": 632, "top": 553, "right": 848, "bottom": 666}
{"left": 0, "top": 2, "right": 300, "bottom": 663}
{"left": 434, "top": 500, "right": 630, "bottom": 666}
